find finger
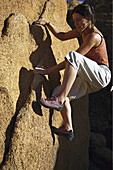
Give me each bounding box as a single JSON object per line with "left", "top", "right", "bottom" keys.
{"left": 36, "top": 65, "right": 44, "bottom": 68}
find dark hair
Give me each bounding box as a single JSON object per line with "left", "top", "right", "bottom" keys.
{"left": 72, "top": 3, "right": 95, "bottom": 24}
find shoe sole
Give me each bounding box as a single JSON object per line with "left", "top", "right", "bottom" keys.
{"left": 39, "top": 99, "right": 64, "bottom": 111}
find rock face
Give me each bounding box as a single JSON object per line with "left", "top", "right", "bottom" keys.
{"left": 0, "top": 0, "right": 89, "bottom": 170}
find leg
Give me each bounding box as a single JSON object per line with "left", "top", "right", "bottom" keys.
{"left": 58, "top": 60, "right": 77, "bottom": 104}
{"left": 60, "top": 100, "right": 73, "bottom": 132}
{"left": 39, "top": 60, "right": 77, "bottom": 111}
{"left": 52, "top": 100, "right": 74, "bottom": 141}
{"left": 51, "top": 99, "right": 74, "bottom": 141}
{"left": 53, "top": 61, "right": 75, "bottom": 132}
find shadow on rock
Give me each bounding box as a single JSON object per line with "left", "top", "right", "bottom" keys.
{"left": 29, "top": 24, "right": 61, "bottom": 115}
{"left": 16, "top": 67, "right": 34, "bottom": 112}
{"left": 29, "top": 24, "right": 61, "bottom": 144}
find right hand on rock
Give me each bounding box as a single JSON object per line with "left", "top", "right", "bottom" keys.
{"left": 33, "top": 18, "right": 49, "bottom": 26}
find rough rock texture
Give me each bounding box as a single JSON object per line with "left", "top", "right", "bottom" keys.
{"left": 0, "top": 0, "right": 89, "bottom": 170}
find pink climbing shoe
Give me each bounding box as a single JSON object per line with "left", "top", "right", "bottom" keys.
{"left": 39, "top": 96, "right": 64, "bottom": 111}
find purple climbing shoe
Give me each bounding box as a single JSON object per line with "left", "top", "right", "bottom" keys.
{"left": 39, "top": 96, "right": 64, "bottom": 111}
{"left": 52, "top": 126, "right": 75, "bottom": 141}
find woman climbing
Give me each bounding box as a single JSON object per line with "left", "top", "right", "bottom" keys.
{"left": 33, "top": 3, "right": 111, "bottom": 141}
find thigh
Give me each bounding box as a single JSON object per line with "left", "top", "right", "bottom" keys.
{"left": 78, "top": 57, "right": 111, "bottom": 89}
{"left": 65, "top": 51, "right": 111, "bottom": 89}
{"left": 52, "top": 78, "right": 88, "bottom": 101}
{"left": 52, "top": 85, "right": 70, "bottom": 101}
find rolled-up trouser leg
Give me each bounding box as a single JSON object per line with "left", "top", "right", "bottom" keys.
{"left": 53, "top": 51, "right": 111, "bottom": 100}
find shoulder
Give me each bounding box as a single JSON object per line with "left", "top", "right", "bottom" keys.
{"left": 80, "top": 32, "right": 97, "bottom": 49}
{"left": 86, "top": 32, "right": 101, "bottom": 45}
{"left": 85, "top": 33, "right": 96, "bottom": 43}
{"left": 91, "top": 27, "right": 103, "bottom": 41}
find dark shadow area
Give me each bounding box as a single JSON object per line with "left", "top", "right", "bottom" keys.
{"left": 53, "top": 96, "right": 90, "bottom": 170}
{"left": 16, "top": 67, "right": 34, "bottom": 111}
{"left": 54, "top": 137, "right": 73, "bottom": 170}
{"left": 49, "top": 109, "right": 55, "bottom": 145}
{"left": 29, "top": 24, "right": 61, "bottom": 144}
{"left": 29, "top": 24, "right": 61, "bottom": 114}
{"left": 1, "top": 13, "right": 15, "bottom": 38}
{"left": 29, "top": 24, "right": 62, "bottom": 143}
{"left": 89, "top": 89, "right": 112, "bottom": 148}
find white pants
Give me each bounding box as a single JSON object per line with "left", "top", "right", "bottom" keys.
{"left": 52, "top": 51, "right": 111, "bottom": 100}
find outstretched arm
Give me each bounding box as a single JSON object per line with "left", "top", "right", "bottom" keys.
{"left": 33, "top": 61, "right": 66, "bottom": 75}
{"left": 34, "top": 18, "right": 80, "bottom": 41}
